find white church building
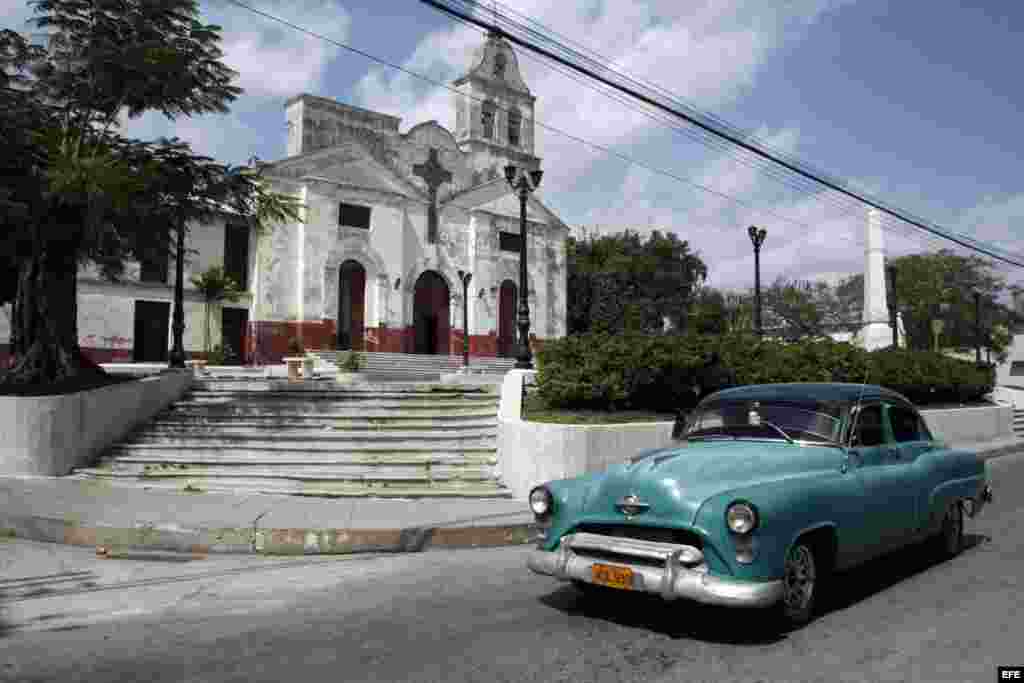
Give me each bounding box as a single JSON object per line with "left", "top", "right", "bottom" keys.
{"left": 0, "top": 31, "right": 569, "bottom": 366}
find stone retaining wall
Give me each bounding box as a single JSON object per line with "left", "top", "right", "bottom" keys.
{"left": 0, "top": 369, "right": 193, "bottom": 476}
{"left": 497, "top": 372, "right": 1016, "bottom": 499}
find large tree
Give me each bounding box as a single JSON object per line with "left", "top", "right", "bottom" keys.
{"left": 762, "top": 276, "right": 861, "bottom": 340}
{"left": 0, "top": 1, "right": 299, "bottom": 385}
{"left": 841, "top": 250, "right": 1014, "bottom": 354}
{"left": 567, "top": 228, "right": 707, "bottom": 334}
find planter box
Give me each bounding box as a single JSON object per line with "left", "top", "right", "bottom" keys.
{"left": 283, "top": 357, "right": 305, "bottom": 382}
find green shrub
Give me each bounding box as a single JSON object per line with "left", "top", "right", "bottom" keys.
{"left": 337, "top": 350, "right": 363, "bottom": 372}
{"left": 536, "top": 332, "right": 993, "bottom": 412}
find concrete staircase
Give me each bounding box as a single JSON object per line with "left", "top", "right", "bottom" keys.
{"left": 72, "top": 378, "right": 511, "bottom": 498}
{"left": 1015, "top": 409, "right": 1024, "bottom": 438}
{"left": 313, "top": 351, "right": 516, "bottom": 380}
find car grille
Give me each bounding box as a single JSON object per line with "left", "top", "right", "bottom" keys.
{"left": 573, "top": 524, "right": 703, "bottom": 550}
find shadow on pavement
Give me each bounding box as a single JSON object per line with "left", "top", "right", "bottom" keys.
{"left": 819, "top": 532, "right": 991, "bottom": 614}
{"left": 539, "top": 584, "right": 788, "bottom": 645}
{"left": 538, "top": 533, "right": 992, "bottom": 644}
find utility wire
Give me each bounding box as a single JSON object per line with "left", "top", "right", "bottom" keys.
{"left": 424, "top": 0, "right": 1024, "bottom": 268}
{"left": 220, "top": 0, "right": 869, "bottom": 244}
{"left": 219, "top": 0, "right": 982, "bottom": 274}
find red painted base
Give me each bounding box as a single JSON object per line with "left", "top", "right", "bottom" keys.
{"left": 0, "top": 328, "right": 544, "bottom": 369}
{"left": 244, "top": 321, "right": 530, "bottom": 363}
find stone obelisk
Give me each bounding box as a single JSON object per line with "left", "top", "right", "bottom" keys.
{"left": 860, "top": 208, "right": 893, "bottom": 350}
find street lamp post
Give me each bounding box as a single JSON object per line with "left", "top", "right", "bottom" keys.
{"left": 974, "top": 291, "right": 983, "bottom": 365}
{"left": 748, "top": 226, "right": 767, "bottom": 338}
{"left": 457, "top": 269, "right": 472, "bottom": 371}
{"left": 887, "top": 264, "right": 899, "bottom": 348}
{"left": 504, "top": 164, "right": 543, "bottom": 370}
{"left": 169, "top": 219, "right": 186, "bottom": 368}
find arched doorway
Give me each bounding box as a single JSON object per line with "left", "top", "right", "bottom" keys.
{"left": 338, "top": 260, "right": 366, "bottom": 350}
{"left": 497, "top": 279, "right": 517, "bottom": 358}
{"left": 413, "top": 271, "right": 450, "bottom": 354}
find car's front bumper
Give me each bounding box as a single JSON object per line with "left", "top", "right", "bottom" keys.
{"left": 527, "top": 532, "right": 783, "bottom": 608}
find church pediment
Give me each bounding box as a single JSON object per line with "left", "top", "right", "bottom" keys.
{"left": 270, "top": 142, "right": 427, "bottom": 200}
{"left": 445, "top": 179, "right": 565, "bottom": 229}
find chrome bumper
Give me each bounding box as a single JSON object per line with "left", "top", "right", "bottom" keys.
{"left": 527, "top": 532, "right": 783, "bottom": 608}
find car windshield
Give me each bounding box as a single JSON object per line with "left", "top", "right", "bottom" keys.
{"left": 685, "top": 399, "right": 847, "bottom": 445}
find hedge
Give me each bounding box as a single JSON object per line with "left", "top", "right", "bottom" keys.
{"left": 534, "top": 333, "right": 995, "bottom": 412}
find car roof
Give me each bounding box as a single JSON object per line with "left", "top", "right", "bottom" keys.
{"left": 708, "top": 382, "right": 913, "bottom": 406}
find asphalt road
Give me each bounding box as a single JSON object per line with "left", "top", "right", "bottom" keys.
{"left": 3, "top": 452, "right": 1023, "bottom": 683}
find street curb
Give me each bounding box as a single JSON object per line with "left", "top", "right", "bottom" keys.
{"left": 1, "top": 447, "right": 1017, "bottom": 556}
{"left": 0, "top": 515, "right": 538, "bottom": 556}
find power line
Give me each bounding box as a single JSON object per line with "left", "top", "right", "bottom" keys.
{"left": 422, "top": 0, "right": 1024, "bottom": 268}
{"left": 218, "top": 0, "right": 1001, "bottom": 278}
{"left": 219, "top": 0, "right": 863, "bottom": 245}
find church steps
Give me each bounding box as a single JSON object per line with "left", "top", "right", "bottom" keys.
{"left": 80, "top": 463, "right": 498, "bottom": 480}
{"left": 66, "top": 475, "right": 509, "bottom": 498}
{"left": 73, "top": 380, "right": 511, "bottom": 498}
{"left": 114, "top": 434, "right": 496, "bottom": 449}
{"left": 93, "top": 451, "right": 498, "bottom": 466}
{"left": 143, "top": 421, "right": 495, "bottom": 432}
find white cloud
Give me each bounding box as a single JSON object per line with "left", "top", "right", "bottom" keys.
{"left": 206, "top": 0, "right": 350, "bottom": 98}
{"left": 354, "top": 0, "right": 851, "bottom": 193}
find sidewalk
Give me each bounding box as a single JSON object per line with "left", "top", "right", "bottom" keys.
{"left": 1, "top": 436, "right": 1021, "bottom": 560}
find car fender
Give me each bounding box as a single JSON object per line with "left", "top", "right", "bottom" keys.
{"left": 694, "top": 471, "right": 848, "bottom": 582}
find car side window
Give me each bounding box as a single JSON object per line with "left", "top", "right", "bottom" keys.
{"left": 853, "top": 405, "right": 885, "bottom": 447}
{"left": 889, "top": 405, "right": 923, "bottom": 443}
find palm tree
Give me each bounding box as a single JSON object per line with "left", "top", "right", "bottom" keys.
{"left": 190, "top": 266, "right": 243, "bottom": 359}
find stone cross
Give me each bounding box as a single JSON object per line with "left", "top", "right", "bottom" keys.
{"left": 413, "top": 148, "right": 452, "bottom": 244}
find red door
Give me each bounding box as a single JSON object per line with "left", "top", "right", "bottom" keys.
{"left": 497, "top": 280, "right": 517, "bottom": 357}
{"left": 413, "top": 271, "right": 450, "bottom": 354}
{"left": 338, "top": 260, "right": 366, "bottom": 350}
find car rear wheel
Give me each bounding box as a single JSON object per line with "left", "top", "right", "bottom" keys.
{"left": 778, "top": 541, "right": 819, "bottom": 628}
{"left": 932, "top": 500, "right": 964, "bottom": 559}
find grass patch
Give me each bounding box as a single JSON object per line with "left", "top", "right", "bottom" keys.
{"left": 523, "top": 393, "right": 675, "bottom": 424}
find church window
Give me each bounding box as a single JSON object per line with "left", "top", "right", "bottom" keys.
{"left": 339, "top": 202, "right": 372, "bottom": 229}
{"left": 493, "top": 52, "right": 507, "bottom": 80}
{"left": 499, "top": 231, "right": 522, "bottom": 253}
{"left": 481, "top": 101, "right": 495, "bottom": 140}
{"left": 508, "top": 108, "right": 521, "bottom": 147}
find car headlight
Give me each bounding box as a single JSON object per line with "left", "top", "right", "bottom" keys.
{"left": 529, "top": 486, "right": 553, "bottom": 517}
{"left": 726, "top": 501, "right": 758, "bottom": 534}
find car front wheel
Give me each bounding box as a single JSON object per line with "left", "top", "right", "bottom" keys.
{"left": 932, "top": 500, "right": 964, "bottom": 559}
{"left": 778, "top": 542, "right": 818, "bottom": 628}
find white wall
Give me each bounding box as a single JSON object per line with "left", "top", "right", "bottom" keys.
{"left": 0, "top": 369, "right": 192, "bottom": 476}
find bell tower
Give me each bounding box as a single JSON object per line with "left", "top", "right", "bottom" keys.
{"left": 452, "top": 30, "right": 540, "bottom": 183}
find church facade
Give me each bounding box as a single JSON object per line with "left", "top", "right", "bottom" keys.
{"left": 252, "top": 31, "right": 568, "bottom": 361}
{"left": 0, "top": 32, "right": 569, "bottom": 366}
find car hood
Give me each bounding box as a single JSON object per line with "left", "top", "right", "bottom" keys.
{"left": 582, "top": 440, "right": 843, "bottom": 526}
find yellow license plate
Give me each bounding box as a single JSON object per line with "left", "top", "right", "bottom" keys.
{"left": 591, "top": 563, "right": 633, "bottom": 590}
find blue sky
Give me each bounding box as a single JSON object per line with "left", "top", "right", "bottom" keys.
{"left": 4, "top": 0, "right": 1022, "bottom": 293}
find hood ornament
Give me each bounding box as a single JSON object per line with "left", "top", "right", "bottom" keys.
{"left": 616, "top": 494, "right": 650, "bottom": 519}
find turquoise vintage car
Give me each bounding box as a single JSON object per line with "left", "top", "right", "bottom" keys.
{"left": 526, "top": 383, "right": 993, "bottom": 628}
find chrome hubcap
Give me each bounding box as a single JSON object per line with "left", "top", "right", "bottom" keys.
{"left": 783, "top": 545, "right": 815, "bottom": 611}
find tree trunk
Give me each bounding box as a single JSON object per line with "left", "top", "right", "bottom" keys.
{"left": 0, "top": 238, "right": 105, "bottom": 385}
